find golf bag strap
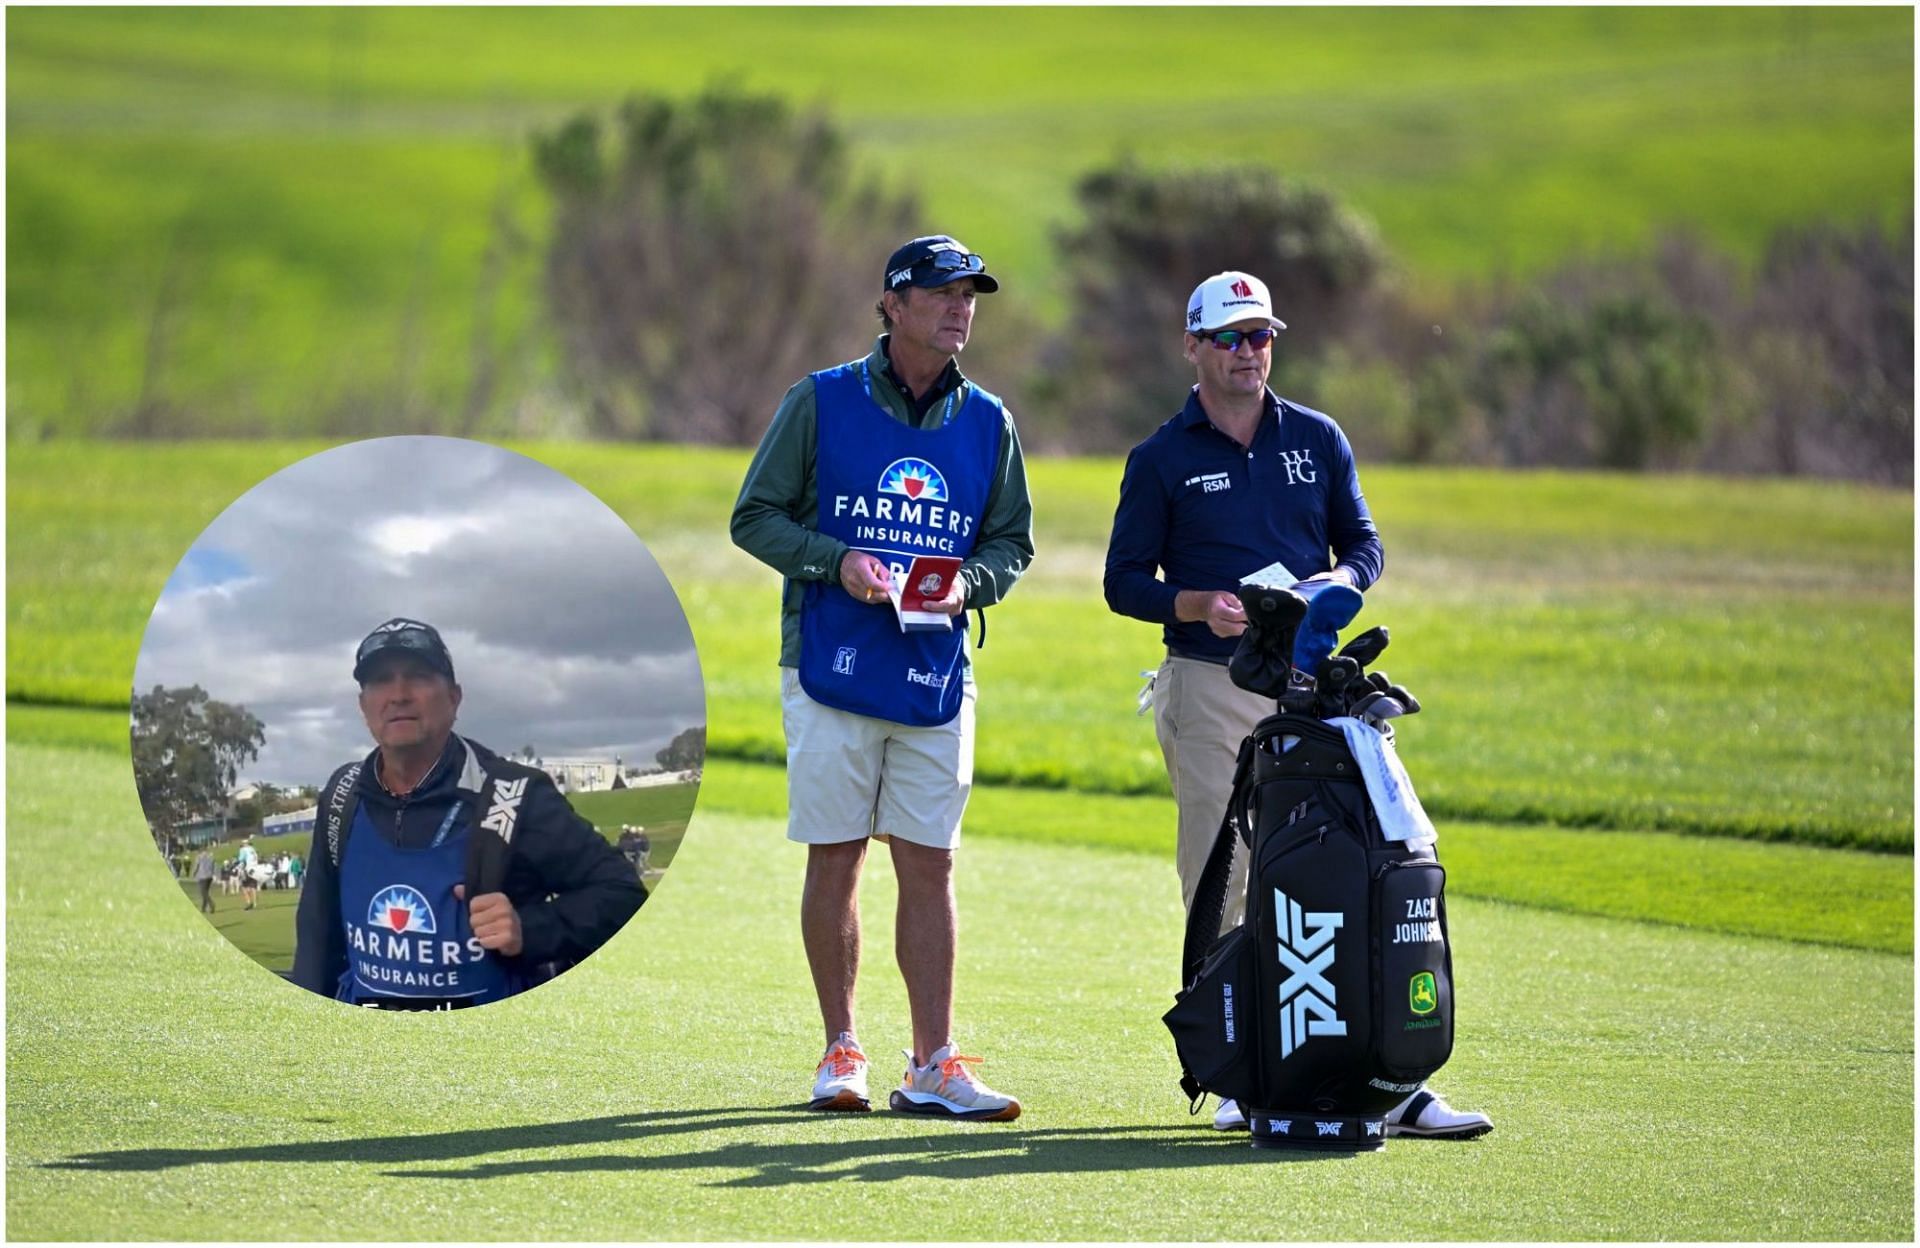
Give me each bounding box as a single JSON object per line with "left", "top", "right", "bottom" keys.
{"left": 1181, "top": 734, "right": 1256, "bottom": 987}
{"left": 1175, "top": 735, "right": 1258, "bottom": 1106}
{"left": 460, "top": 742, "right": 519, "bottom": 898}
{"left": 320, "top": 761, "right": 364, "bottom": 870}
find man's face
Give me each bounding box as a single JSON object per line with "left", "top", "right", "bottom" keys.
{"left": 357, "top": 655, "right": 461, "bottom": 753}
{"left": 888, "top": 278, "right": 978, "bottom": 357}
{"left": 1185, "top": 317, "right": 1273, "bottom": 398}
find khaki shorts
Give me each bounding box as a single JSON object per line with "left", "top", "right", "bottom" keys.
{"left": 781, "top": 666, "right": 975, "bottom": 850}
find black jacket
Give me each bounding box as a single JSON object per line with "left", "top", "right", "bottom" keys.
{"left": 289, "top": 735, "right": 644, "bottom": 997}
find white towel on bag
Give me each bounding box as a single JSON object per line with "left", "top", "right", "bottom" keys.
{"left": 1328, "top": 716, "right": 1437, "bottom": 848}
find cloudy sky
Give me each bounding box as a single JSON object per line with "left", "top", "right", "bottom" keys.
{"left": 133, "top": 437, "right": 703, "bottom": 790}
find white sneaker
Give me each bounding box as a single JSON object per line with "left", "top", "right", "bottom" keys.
{"left": 888, "top": 1044, "right": 1022, "bottom": 1122}
{"left": 1212, "top": 1098, "right": 1247, "bottom": 1131}
{"left": 1386, "top": 1088, "right": 1492, "bottom": 1139}
{"left": 807, "top": 1034, "right": 870, "bottom": 1112}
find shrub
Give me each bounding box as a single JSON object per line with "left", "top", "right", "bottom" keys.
{"left": 533, "top": 87, "right": 917, "bottom": 442}
{"left": 1043, "top": 161, "right": 1387, "bottom": 450}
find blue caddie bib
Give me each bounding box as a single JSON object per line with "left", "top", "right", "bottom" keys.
{"left": 798, "top": 359, "right": 1004, "bottom": 726}
{"left": 335, "top": 804, "right": 526, "bottom": 1005}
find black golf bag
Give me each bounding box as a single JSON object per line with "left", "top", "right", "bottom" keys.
{"left": 1163, "top": 711, "right": 1455, "bottom": 1150}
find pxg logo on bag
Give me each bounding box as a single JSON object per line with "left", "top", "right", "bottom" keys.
{"left": 1274, "top": 887, "right": 1347, "bottom": 1060}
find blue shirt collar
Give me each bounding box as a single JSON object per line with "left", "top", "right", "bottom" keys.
{"left": 1179, "top": 386, "right": 1282, "bottom": 432}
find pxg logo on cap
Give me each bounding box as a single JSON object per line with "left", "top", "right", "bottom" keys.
{"left": 883, "top": 235, "right": 1000, "bottom": 293}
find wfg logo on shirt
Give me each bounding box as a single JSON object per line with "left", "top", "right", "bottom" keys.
{"left": 368, "top": 884, "right": 437, "bottom": 935}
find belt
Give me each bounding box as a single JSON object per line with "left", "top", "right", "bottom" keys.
{"left": 1166, "top": 646, "right": 1231, "bottom": 666}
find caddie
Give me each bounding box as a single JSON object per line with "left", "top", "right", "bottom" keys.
{"left": 290, "top": 618, "right": 644, "bottom": 1008}
{"left": 730, "top": 233, "right": 1034, "bottom": 1120}
{"left": 1104, "top": 271, "right": 1491, "bottom": 1139}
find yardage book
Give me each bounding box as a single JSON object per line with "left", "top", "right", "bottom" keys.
{"left": 1241, "top": 557, "right": 1301, "bottom": 590}
{"left": 887, "top": 555, "right": 964, "bottom": 632}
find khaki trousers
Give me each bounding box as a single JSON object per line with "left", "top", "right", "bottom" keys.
{"left": 1152, "top": 654, "right": 1278, "bottom": 934}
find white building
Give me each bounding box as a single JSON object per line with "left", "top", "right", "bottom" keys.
{"left": 540, "top": 757, "right": 625, "bottom": 794}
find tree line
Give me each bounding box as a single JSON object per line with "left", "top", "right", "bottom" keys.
{"left": 534, "top": 87, "right": 1910, "bottom": 484}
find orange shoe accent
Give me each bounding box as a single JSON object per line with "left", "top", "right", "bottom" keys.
{"left": 808, "top": 1041, "right": 871, "bottom": 1113}
{"left": 817, "top": 1042, "right": 867, "bottom": 1077}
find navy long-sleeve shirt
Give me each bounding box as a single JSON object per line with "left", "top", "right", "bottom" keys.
{"left": 1104, "top": 388, "right": 1383, "bottom": 662}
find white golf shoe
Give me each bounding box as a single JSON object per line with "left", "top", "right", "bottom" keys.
{"left": 1212, "top": 1098, "right": 1247, "bottom": 1130}
{"left": 807, "top": 1034, "right": 871, "bottom": 1112}
{"left": 1386, "top": 1088, "right": 1493, "bottom": 1139}
{"left": 887, "top": 1044, "right": 1021, "bottom": 1122}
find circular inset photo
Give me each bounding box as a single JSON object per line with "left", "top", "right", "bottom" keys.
{"left": 131, "top": 436, "right": 704, "bottom": 1010}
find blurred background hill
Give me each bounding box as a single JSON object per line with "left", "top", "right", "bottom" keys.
{"left": 7, "top": 7, "right": 1912, "bottom": 477}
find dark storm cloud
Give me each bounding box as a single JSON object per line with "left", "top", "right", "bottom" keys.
{"left": 133, "top": 437, "right": 704, "bottom": 787}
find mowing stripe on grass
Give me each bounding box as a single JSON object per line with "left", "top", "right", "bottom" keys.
{"left": 7, "top": 739, "right": 1911, "bottom": 1240}
{"left": 11, "top": 443, "right": 1911, "bottom": 851}
{"left": 12, "top": 711, "right": 1910, "bottom": 955}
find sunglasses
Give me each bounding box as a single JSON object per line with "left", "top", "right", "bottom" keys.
{"left": 889, "top": 250, "right": 986, "bottom": 288}
{"left": 356, "top": 624, "right": 444, "bottom": 666}
{"left": 1198, "top": 327, "right": 1277, "bottom": 352}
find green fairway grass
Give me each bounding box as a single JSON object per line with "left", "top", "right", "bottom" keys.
{"left": 176, "top": 880, "right": 302, "bottom": 970}
{"left": 7, "top": 735, "right": 1912, "bottom": 1240}
{"left": 8, "top": 7, "right": 1911, "bottom": 435}
{"left": 566, "top": 782, "right": 697, "bottom": 873}
{"left": 31, "top": 714, "right": 1916, "bottom": 957}
{"left": 11, "top": 443, "right": 1911, "bottom": 850}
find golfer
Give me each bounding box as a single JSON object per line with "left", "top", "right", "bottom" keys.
{"left": 290, "top": 618, "right": 644, "bottom": 1009}
{"left": 236, "top": 836, "right": 261, "bottom": 910}
{"left": 731, "top": 234, "right": 1035, "bottom": 1120}
{"left": 193, "top": 848, "right": 217, "bottom": 914}
{"left": 1103, "top": 271, "right": 1491, "bottom": 1139}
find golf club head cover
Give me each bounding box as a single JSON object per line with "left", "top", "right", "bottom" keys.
{"left": 1314, "top": 655, "right": 1362, "bottom": 719}
{"left": 1228, "top": 583, "right": 1307, "bottom": 699}
{"left": 1318, "top": 654, "right": 1361, "bottom": 691}
{"left": 1291, "top": 580, "right": 1365, "bottom": 673}
{"left": 1338, "top": 625, "right": 1390, "bottom": 670}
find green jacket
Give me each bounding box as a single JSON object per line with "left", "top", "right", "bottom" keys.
{"left": 730, "top": 337, "right": 1036, "bottom": 668}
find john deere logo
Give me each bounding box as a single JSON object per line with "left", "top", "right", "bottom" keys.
{"left": 1409, "top": 971, "right": 1438, "bottom": 1016}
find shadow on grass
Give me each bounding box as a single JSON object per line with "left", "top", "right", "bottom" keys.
{"left": 48, "top": 1105, "right": 1347, "bottom": 1183}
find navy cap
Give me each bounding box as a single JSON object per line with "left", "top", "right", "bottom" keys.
{"left": 353, "top": 617, "right": 456, "bottom": 684}
{"left": 883, "top": 235, "right": 1000, "bottom": 294}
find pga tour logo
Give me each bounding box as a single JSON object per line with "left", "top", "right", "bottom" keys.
{"left": 834, "top": 647, "right": 857, "bottom": 676}
{"left": 368, "top": 884, "right": 437, "bottom": 935}
{"left": 878, "top": 458, "right": 948, "bottom": 502}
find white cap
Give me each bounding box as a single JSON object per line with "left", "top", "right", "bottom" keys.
{"left": 1185, "top": 271, "right": 1287, "bottom": 334}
